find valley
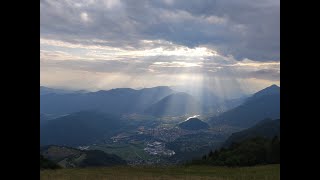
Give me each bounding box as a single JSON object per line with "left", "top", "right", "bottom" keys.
{"left": 40, "top": 85, "right": 280, "bottom": 167}
{"left": 77, "top": 120, "right": 235, "bottom": 165}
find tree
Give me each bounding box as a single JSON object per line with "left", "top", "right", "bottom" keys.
{"left": 202, "top": 155, "right": 207, "bottom": 160}
{"left": 190, "top": 136, "right": 280, "bottom": 167}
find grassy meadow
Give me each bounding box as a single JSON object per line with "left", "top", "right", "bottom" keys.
{"left": 40, "top": 164, "right": 279, "bottom": 180}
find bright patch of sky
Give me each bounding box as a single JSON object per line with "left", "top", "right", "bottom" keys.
{"left": 40, "top": 0, "right": 280, "bottom": 97}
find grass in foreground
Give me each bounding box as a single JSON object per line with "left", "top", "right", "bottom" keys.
{"left": 40, "top": 164, "right": 279, "bottom": 180}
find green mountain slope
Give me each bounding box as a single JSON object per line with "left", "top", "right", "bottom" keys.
{"left": 192, "top": 136, "right": 280, "bottom": 166}
{"left": 224, "top": 119, "right": 280, "bottom": 147}
{"left": 40, "top": 111, "right": 125, "bottom": 146}
{"left": 40, "top": 145, "right": 126, "bottom": 167}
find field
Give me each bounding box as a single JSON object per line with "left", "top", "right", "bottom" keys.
{"left": 40, "top": 164, "right": 279, "bottom": 180}
{"left": 89, "top": 141, "right": 153, "bottom": 161}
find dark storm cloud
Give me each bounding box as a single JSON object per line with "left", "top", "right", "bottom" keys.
{"left": 40, "top": 0, "right": 279, "bottom": 61}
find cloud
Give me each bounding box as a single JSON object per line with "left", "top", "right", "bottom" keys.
{"left": 80, "top": 12, "right": 90, "bottom": 22}
{"left": 41, "top": 0, "right": 279, "bottom": 60}
{"left": 40, "top": 37, "right": 218, "bottom": 60}
{"left": 40, "top": 38, "right": 279, "bottom": 81}
{"left": 40, "top": 0, "right": 280, "bottom": 95}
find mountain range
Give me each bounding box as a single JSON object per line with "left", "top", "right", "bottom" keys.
{"left": 144, "top": 92, "right": 203, "bottom": 116}
{"left": 40, "top": 86, "right": 88, "bottom": 95}
{"left": 209, "top": 85, "right": 280, "bottom": 128}
{"left": 40, "top": 85, "right": 247, "bottom": 117}
{"left": 40, "top": 84, "right": 280, "bottom": 166}
{"left": 40, "top": 84, "right": 280, "bottom": 146}
{"left": 40, "top": 86, "right": 175, "bottom": 116}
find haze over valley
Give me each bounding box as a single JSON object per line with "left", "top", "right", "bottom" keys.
{"left": 40, "top": 84, "right": 280, "bottom": 165}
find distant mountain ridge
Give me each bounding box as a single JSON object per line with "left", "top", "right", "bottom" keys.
{"left": 144, "top": 92, "right": 202, "bottom": 117}
{"left": 170, "top": 86, "right": 222, "bottom": 108}
{"left": 209, "top": 85, "right": 280, "bottom": 128}
{"left": 249, "top": 85, "right": 280, "bottom": 100}
{"left": 41, "top": 84, "right": 280, "bottom": 126}
{"left": 40, "top": 86, "right": 175, "bottom": 115}
{"left": 40, "top": 86, "right": 88, "bottom": 95}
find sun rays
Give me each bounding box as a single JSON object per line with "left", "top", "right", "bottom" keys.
{"left": 40, "top": 36, "right": 279, "bottom": 98}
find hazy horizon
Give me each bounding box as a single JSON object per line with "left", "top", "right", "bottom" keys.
{"left": 40, "top": 83, "right": 280, "bottom": 100}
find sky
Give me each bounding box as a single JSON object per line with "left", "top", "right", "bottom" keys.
{"left": 40, "top": 0, "right": 280, "bottom": 98}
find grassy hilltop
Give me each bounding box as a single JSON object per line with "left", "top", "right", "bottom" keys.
{"left": 40, "top": 164, "right": 279, "bottom": 180}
